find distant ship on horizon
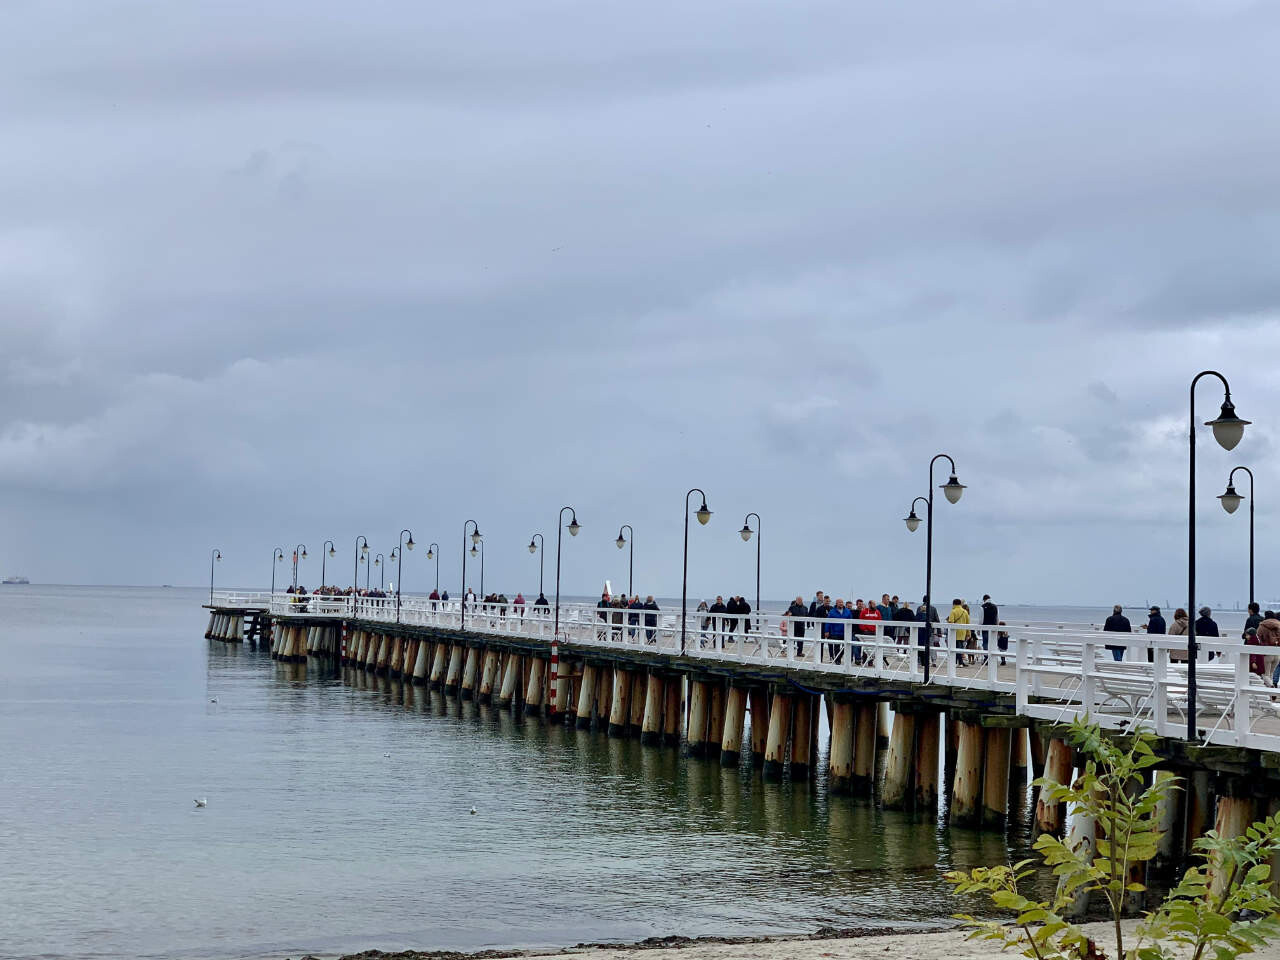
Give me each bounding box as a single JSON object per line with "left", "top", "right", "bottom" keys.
{"left": 2, "top": 575, "right": 30, "bottom": 585}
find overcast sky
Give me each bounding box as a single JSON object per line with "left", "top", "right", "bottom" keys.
{"left": 2, "top": 0, "right": 1278, "bottom": 606}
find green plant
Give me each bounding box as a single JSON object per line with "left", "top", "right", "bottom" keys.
{"left": 944, "top": 718, "right": 1280, "bottom": 960}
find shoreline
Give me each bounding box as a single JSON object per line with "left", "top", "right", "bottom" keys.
{"left": 294, "top": 920, "right": 1280, "bottom": 960}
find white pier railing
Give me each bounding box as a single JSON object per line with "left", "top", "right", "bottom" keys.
{"left": 209, "top": 591, "right": 1280, "bottom": 753}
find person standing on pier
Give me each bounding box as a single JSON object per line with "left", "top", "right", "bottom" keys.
{"left": 1145, "top": 605, "right": 1166, "bottom": 662}
{"left": 1244, "top": 602, "right": 1263, "bottom": 639}
{"left": 709, "top": 595, "right": 728, "bottom": 645}
{"left": 947, "top": 599, "right": 970, "bottom": 665}
{"left": 980, "top": 594, "right": 999, "bottom": 656}
{"left": 1103, "top": 604, "right": 1132, "bottom": 661}
{"left": 1195, "top": 607, "right": 1220, "bottom": 658}
{"left": 642, "top": 595, "right": 659, "bottom": 643}
{"left": 825, "top": 598, "right": 853, "bottom": 663}
{"left": 858, "top": 599, "right": 882, "bottom": 665}
{"left": 786, "top": 596, "right": 809, "bottom": 655}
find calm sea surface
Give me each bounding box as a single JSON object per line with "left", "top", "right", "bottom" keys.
{"left": 0, "top": 586, "right": 1251, "bottom": 960}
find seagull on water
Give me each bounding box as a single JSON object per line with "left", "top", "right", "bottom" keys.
{"left": 194, "top": 798, "right": 207, "bottom": 808}
{"left": 209, "top": 697, "right": 218, "bottom": 703}
{"left": 383, "top": 752, "right": 391, "bottom": 759}
{"left": 470, "top": 806, "right": 477, "bottom": 815}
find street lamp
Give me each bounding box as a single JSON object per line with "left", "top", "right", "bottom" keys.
{"left": 739, "top": 513, "right": 761, "bottom": 614}
{"left": 616, "top": 524, "right": 634, "bottom": 597}
{"left": 352, "top": 536, "right": 369, "bottom": 597}
{"left": 1219, "top": 466, "right": 1255, "bottom": 608}
{"left": 426, "top": 543, "right": 440, "bottom": 594}
{"left": 470, "top": 538, "right": 485, "bottom": 597}
{"left": 552, "top": 506, "right": 581, "bottom": 717}
{"left": 209, "top": 548, "right": 221, "bottom": 604}
{"left": 271, "top": 547, "right": 285, "bottom": 595}
{"left": 320, "top": 540, "right": 336, "bottom": 588}
{"left": 461, "top": 520, "right": 480, "bottom": 629}
{"left": 1188, "top": 371, "right": 1249, "bottom": 740}
{"left": 680, "top": 488, "right": 712, "bottom": 655}
{"left": 529, "top": 533, "right": 545, "bottom": 597}
{"left": 291, "top": 544, "right": 308, "bottom": 590}
{"left": 395, "top": 528, "right": 414, "bottom": 623}
{"left": 905, "top": 455, "right": 965, "bottom": 684}
{"left": 373, "top": 553, "right": 383, "bottom": 591}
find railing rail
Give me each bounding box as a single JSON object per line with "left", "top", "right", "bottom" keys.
{"left": 208, "top": 591, "right": 1280, "bottom": 752}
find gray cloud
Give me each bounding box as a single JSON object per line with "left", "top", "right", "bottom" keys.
{"left": 1, "top": 0, "right": 1278, "bottom": 605}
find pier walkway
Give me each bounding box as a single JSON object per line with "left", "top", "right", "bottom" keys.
{"left": 208, "top": 590, "right": 1280, "bottom": 755}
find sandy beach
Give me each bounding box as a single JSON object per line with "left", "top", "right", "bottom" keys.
{"left": 305, "top": 922, "right": 1280, "bottom": 960}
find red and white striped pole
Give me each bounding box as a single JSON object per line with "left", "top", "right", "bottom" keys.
{"left": 549, "top": 637, "right": 560, "bottom": 716}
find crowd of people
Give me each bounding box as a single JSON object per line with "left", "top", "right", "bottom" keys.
{"left": 1101, "top": 601, "right": 1280, "bottom": 683}
{"left": 596, "top": 591, "right": 662, "bottom": 641}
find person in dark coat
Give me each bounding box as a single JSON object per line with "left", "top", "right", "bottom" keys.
{"left": 1244, "top": 602, "right": 1263, "bottom": 639}
{"left": 642, "top": 595, "right": 659, "bottom": 643}
{"left": 627, "top": 595, "right": 642, "bottom": 638}
{"left": 1145, "top": 605, "right": 1166, "bottom": 662}
{"left": 1103, "top": 604, "right": 1132, "bottom": 661}
{"left": 740, "top": 597, "right": 752, "bottom": 633}
{"left": 708, "top": 595, "right": 728, "bottom": 645}
{"left": 1196, "top": 606, "right": 1220, "bottom": 658}
{"left": 786, "top": 596, "right": 809, "bottom": 656}
{"left": 980, "top": 594, "right": 999, "bottom": 654}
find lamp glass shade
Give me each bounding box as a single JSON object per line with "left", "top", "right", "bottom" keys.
{"left": 941, "top": 475, "right": 966, "bottom": 504}
{"left": 215, "top": 552, "right": 221, "bottom": 561}
{"left": 1207, "top": 400, "right": 1249, "bottom": 452}
{"left": 528, "top": 542, "right": 537, "bottom": 554}
{"left": 328, "top": 547, "right": 335, "bottom": 557}
{"left": 616, "top": 536, "right": 625, "bottom": 549}
{"left": 406, "top": 537, "right": 415, "bottom": 550}
{"left": 905, "top": 513, "right": 921, "bottom": 533}
{"left": 696, "top": 503, "right": 711, "bottom": 525}
{"left": 361, "top": 543, "right": 368, "bottom": 555}
{"left": 471, "top": 530, "right": 481, "bottom": 546}
{"left": 426, "top": 548, "right": 433, "bottom": 559}
{"left": 374, "top": 557, "right": 381, "bottom": 566}
{"left": 301, "top": 549, "right": 308, "bottom": 559}
{"left": 1218, "top": 485, "right": 1243, "bottom": 514}
{"left": 470, "top": 545, "right": 478, "bottom": 557}
{"left": 568, "top": 519, "right": 581, "bottom": 537}
{"left": 739, "top": 524, "right": 753, "bottom": 542}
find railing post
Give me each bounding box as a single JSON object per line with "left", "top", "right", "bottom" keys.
{"left": 1081, "top": 641, "right": 1096, "bottom": 716}
{"left": 1014, "top": 637, "right": 1027, "bottom": 714}
{"left": 1233, "top": 644, "right": 1251, "bottom": 747}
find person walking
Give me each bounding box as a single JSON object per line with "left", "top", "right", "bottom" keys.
{"left": 1103, "top": 604, "right": 1132, "bottom": 661}
{"left": 946, "top": 599, "right": 970, "bottom": 665}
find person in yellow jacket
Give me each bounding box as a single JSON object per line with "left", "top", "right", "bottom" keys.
{"left": 947, "top": 598, "right": 971, "bottom": 665}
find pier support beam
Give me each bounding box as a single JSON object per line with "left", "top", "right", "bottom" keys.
{"left": 1153, "top": 770, "right": 1183, "bottom": 874}
{"left": 641, "top": 675, "right": 664, "bottom": 747}
{"left": 719, "top": 685, "right": 746, "bottom": 766}
{"left": 882, "top": 709, "right": 916, "bottom": 809}
{"left": 982, "top": 727, "right": 1012, "bottom": 829}
{"left": 852, "top": 703, "right": 877, "bottom": 794}
{"left": 828, "top": 701, "right": 855, "bottom": 793}
{"left": 608, "top": 668, "right": 631, "bottom": 737}
{"left": 763, "top": 692, "right": 790, "bottom": 781}
{"left": 951, "top": 720, "right": 984, "bottom": 827}
{"left": 913, "top": 710, "right": 941, "bottom": 811}
{"left": 524, "top": 658, "right": 545, "bottom": 715}
{"left": 791, "top": 695, "right": 813, "bottom": 780}
{"left": 496, "top": 654, "right": 519, "bottom": 707}
{"left": 1035, "top": 738, "right": 1073, "bottom": 836}
{"left": 663, "top": 679, "right": 682, "bottom": 747}
{"left": 628, "top": 672, "right": 646, "bottom": 736}
{"left": 444, "top": 644, "right": 463, "bottom": 694}
{"left": 576, "top": 663, "right": 598, "bottom": 730}
{"left": 748, "top": 690, "right": 769, "bottom": 766}
{"left": 429, "top": 642, "right": 448, "bottom": 687}
{"left": 1209, "top": 783, "right": 1258, "bottom": 899}
{"left": 687, "top": 680, "right": 711, "bottom": 756}
{"left": 460, "top": 646, "right": 480, "bottom": 699}
{"left": 1061, "top": 788, "right": 1098, "bottom": 918}
{"left": 477, "top": 649, "right": 498, "bottom": 702}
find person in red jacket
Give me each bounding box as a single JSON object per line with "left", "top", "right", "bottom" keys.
{"left": 858, "top": 600, "right": 882, "bottom": 664}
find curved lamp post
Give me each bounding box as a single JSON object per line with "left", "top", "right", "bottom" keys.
{"left": 1218, "top": 466, "right": 1255, "bottom": 608}
{"left": 320, "top": 540, "right": 336, "bottom": 588}
{"left": 1188, "top": 371, "right": 1249, "bottom": 740}
{"left": 395, "top": 528, "right": 415, "bottom": 623}
{"left": 552, "top": 506, "right": 581, "bottom": 717}
{"left": 271, "top": 547, "right": 285, "bottom": 596}
{"left": 905, "top": 455, "right": 965, "bottom": 684}
{"left": 352, "top": 536, "right": 369, "bottom": 598}
{"left": 461, "top": 521, "right": 481, "bottom": 629}
{"left": 209, "top": 548, "right": 221, "bottom": 604}
{"left": 528, "top": 533, "right": 545, "bottom": 597}
{"left": 680, "top": 489, "right": 712, "bottom": 655}
{"left": 426, "top": 543, "right": 440, "bottom": 594}
{"left": 291, "top": 543, "right": 308, "bottom": 591}
{"left": 739, "top": 513, "right": 761, "bottom": 614}
{"left": 469, "top": 538, "right": 485, "bottom": 597}
{"left": 616, "top": 524, "right": 634, "bottom": 597}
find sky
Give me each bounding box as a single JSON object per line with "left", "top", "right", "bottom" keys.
{"left": 1, "top": 0, "right": 1278, "bottom": 606}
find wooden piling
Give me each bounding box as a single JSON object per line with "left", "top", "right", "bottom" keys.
{"left": 719, "top": 685, "right": 746, "bottom": 766}
{"left": 641, "top": 674, "right": 664, "bottom": 747}
{"left": 877, "top": 701, "right": 891, "bottom": 749}
{"left": 982, "top": 727, "right": 1012, "bottom": 829}
{"left": 608, "top": 668, "right": 631, "bottom": 737}
{"left": 496, "top": 653, "right": 519, "bottom": 707}
{"left": 1061, "top": 784, "right": 1097, "bottom": 917}
{"left": 477, "top": 649, "right": 498, "bottom": 701}
{"left": 687, "top": 680, "right": 711, "bottom": 756}
{"left": 1028, "top": 729, "right": 1046, "bottom": 781}
{"left": 576, "top": 663, "right": 598, "bottom": 730}
{"left": 788, "top": 701, "right": 808, "bottom": 783}
{"left": 429, "top": 642, "right": 447, "bottom": 687}
{"left": 828, "top": 700, "right": 855, "bottom": 793}
{"left": 524, "top": 657, "right": 545, "bottom": 715}
{"left": 882, "top": 709, "right": 916, "bottom": 809}
{"left": 763, "top": 692, "right": 790, "bottom": 780}
{"left": 706, "top": 681, "right": 726, "bottom": 751}
{"left": 1035, "top": 738, "right": 1073, "bottom": 836}
{"left": 748, "top": 689, "right": 769, "bottom": 766}
{"left": 1153, "top": 770, "right": 1183, "bottom": 875}
{"left": 1011, "top": 727, "right": 1028, "bottom": 784}
{"left": 852, "top": 702, "right": 877, "bottom": 794}
{"left": 460, "top": 646, "right": 480, "bottom": 699}
{"left": 663, "top": 679, "right": 682, "bottom": 747}
{"left": 1185, "top": 769, "right": 1214, "bottom": 849}
{"left": 913, "top": 710, "right": 941, "bottom": 810}
{"left": 444, "top": 644, "right": 463, "bottom": 694}
{"left": 595, "top": 666, "right": 612, "bottom": 728}
{"left": 1209, "top": 783, "right": 1258, "bottom": 899}
{"left": 951, "top": 720, "right": 984, "bottom": 827}
{"left": 628, "top": 672, "right": 646, "bottom": 736}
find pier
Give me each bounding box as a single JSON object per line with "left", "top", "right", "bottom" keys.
{"left": 205, "top": 590, "right": 1280, "bottom": 877}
